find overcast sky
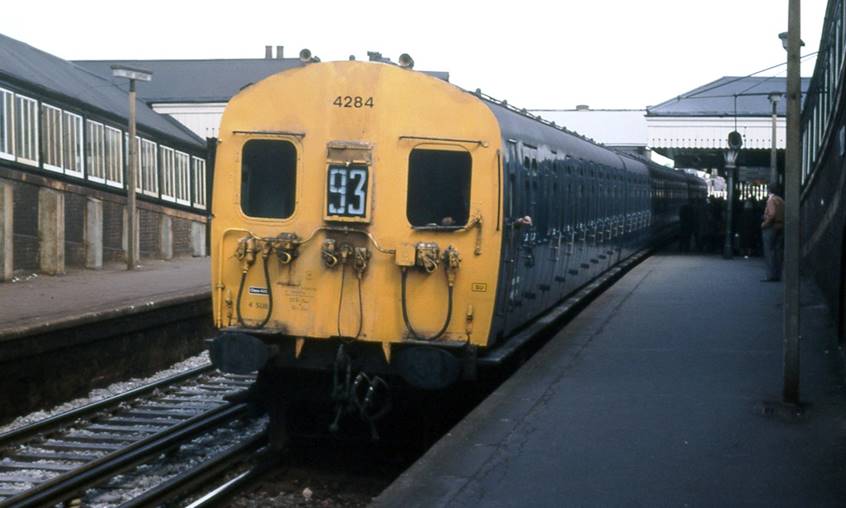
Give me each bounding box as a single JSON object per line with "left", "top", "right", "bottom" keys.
{"left": 1, "top": 1, "right": 828, "bottom": 109}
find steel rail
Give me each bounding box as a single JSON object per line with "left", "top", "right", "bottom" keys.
{"left": 1, "top": 402, "right": 248, "bottom": 508}
{"left": 0, "top": 363, "right": 214, "bottom": 447}
{"left": 183, "top": 451, "right": 278, "bottom": 508}
{"left": 119, "top": 432, "right": 269, "bottom": 508}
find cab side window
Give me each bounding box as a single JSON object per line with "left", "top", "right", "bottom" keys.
{"left": 241, "top": 140, "right": 296, "bottom": 219}
{"left": 407, "top": 149, "right": 471, "bottom": 228}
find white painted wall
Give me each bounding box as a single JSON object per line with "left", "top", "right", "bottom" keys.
{"left": 647, "top": 116, "right": 785, "bottom": 150}
{"left": 152, "top": 103, "right": 226, "bottom": 139}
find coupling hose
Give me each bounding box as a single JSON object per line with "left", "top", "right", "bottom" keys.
{"left": 235, "top": 253, "right": 273, "bottom": 329}
{"left": 400, "top": 267, "right": 454, "bottom": 341}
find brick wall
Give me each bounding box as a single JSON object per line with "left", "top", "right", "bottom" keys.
{"left": 173, "top": 217, "right": 193, "bottom": 256}
{"left": 103, "top": 201, "right": 124, "bottom": 263}
{"left": 12, "top": 181, "right": 38, "bottom": 271}
{"left": 64, "top": 192, "right": 86, "bottom": 267}
{"left": 2, "top": 165, "right": 208, "bottom": 274}
{"left": 139, "top": 208, "right": 159, "bottom": 258}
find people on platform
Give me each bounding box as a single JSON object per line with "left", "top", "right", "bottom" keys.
{"left": 678, "top": 202, "right": 695, "bottom": 252}
{"left": 741, "top": 197, "right": 759, "bottom": 257}
{"left": 761, "top": 184, "right": 785, "bottom": 282}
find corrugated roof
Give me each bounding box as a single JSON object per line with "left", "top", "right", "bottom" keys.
{"left": 75, "top": 59, "right": 451, "bottom": 104}
{"left": 74, "top": 58, "right": 306, "bottom": 103}
{"left": 0, "top": 32, "right": 203, "bottom": 148}
{"left": 647, "top": 76, "right": 811, "bottom": 117}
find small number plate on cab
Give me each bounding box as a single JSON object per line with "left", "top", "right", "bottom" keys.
{"left": 326, "top": 165, "right": 369, "bottom": 220}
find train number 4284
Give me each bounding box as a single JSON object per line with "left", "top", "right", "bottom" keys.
{"left": 333, "top": 96, "right": 374, "bottom": 108}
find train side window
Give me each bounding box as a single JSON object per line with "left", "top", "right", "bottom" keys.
{"left": 407, "top": 148, "right": 471, "bottom": 228}
{"left": 240, "top": 139, "right": 297, "bottom": 219}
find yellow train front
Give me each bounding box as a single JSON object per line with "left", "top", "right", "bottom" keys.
{"left": 209, "top": 60, "right": 505, "bottom": 435}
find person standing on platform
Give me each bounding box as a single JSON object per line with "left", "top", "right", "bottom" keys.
{"left": 760, "top": 184, "right": 784, "bottom": 281}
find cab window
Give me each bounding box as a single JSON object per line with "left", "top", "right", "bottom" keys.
{"left": 406, "top": 148, "right": 471, "bottom": 228}
{"left": 241, "top": 140, "right": 296, "bottom": 219}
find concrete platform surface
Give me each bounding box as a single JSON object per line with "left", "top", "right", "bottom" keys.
{"left": 374, "top": 254, "right": 846, "bottom": 507}
{"left": 0, "top": 257, "right": 210, "bottom": 336}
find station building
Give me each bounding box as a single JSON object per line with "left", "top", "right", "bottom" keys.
{"left": 533, "top": 76, "right": 812, "bottom": 198}
{"left": 647, "top": 76, "right": 811, "bottom": 193}
{"left": 0, "top": 33, "right": 210, "bottom": 280}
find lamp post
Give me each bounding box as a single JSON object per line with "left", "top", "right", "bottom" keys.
{"left": 723, "top": 131, "right": 742, "bottom": 259}
{"left": 768, "top": 92, "right": 782, "bottom": 186}
{"left": 111, "top": 65, "right": 152, "bottom": 271}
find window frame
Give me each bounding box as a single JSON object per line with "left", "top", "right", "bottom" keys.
{"left": 160, "top": 145, "right": 177, "bottom": 202}
{"left": 239, "top": 137, "right": 299, "bottom": 221}
{"left": 15, "top": 94, "right": 38, "bottom": 167}
{"left": 41, "top": 102, "right": 63, "bottom": 173}
{"left": 192, "top": 156, "right": 207, "bottom": 210}
{"left": 86, "top": 119, "right": 106, "bottom": 184}
{"left": 62, "top": 110, "right": 84, "bottom": 178}
{"left": 174, "top": 149, "right": 191, "bottom": 206}
{"left": 105, "top": 125, "right": 124, "bottom": 188}
{"left": 0, "top": 87, "right": 13, "bottom": 161}
{"left": 405, "top": 144, "right": 473, "bottom": 230}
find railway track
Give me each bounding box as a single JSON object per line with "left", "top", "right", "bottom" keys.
{"left": 0, "top": 365, "right": 264, "bottom": 507}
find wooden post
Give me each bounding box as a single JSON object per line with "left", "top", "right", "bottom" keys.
{"left": 783, "top": 0, "right": 801, "bottom": 405}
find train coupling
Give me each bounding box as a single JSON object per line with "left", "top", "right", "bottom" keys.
{"left": 329, "top": 344, "right": 392, "bottom": 440}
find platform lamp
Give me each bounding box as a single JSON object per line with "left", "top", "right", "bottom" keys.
{"left": 723, "top": 130, "right": 742, "bottom": 259}
{"left": 111, "top": 65, "right": 152, "bottom": 271}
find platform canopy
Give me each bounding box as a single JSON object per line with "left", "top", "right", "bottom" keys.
{"left": 647, "top": 76, "right": 811, "bottom": 181}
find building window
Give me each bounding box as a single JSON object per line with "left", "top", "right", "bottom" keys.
{"left": 86, "top": 120, "right": 106, "bottom": 183}
{"left": 15, "top": 94, "right": 38, "bottom": 166}
{"left": 241, "top": 139, "right": 296, "bottom": 219}
{"left": 62, "top": 111, "right": 83, "bottom": 177}
{"left": 192, "top": 156, "right": 207, "bottom": 209}
{"left": 42, "top": 103, "right": 63, "bottom": 172}
{"left": 175, "top": 150, "right": 191, "bottom": 205}
{"left": 0, "top": 88, "right": 12, "bottom": 160}
{"left": 141, "top": 138, "right": 158, "bottom": 196}
{"left": 105, "top": 126, "right": 123, "bottom": 188}
{"left": 406, "top": 148, "right": 472, "bottom": 228}
{"left": 160, "top": 146, "right": 176, "bottom": 202}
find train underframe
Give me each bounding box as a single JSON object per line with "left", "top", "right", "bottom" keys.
{"left": 209, "top": 331, "right": 480, "bottom": 446}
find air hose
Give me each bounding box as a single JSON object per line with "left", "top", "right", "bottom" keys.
{"left": 336, "top": 264, "right": 365, "bottom": 340}
{"left": 235, "top": 247, "right": 273, "bottom": 329}
{"left": 400, "top": 267, "right": 454, "bottom": 341}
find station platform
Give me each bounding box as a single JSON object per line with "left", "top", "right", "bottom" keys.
{"left": 374, "top": 253, "right": 846, "bottom": 507}
{"left": 0, "top": 257, "right": 214, "bottom": 422}
{"left": 0, "top": 257, "right": 210, "bottom": 337}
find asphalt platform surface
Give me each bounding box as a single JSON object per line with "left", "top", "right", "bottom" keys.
{"left": 374, "top": 253, "right": 846, "bottom": 507}
{"left": 0, "top": 257, "right": 210, "bottom": 334}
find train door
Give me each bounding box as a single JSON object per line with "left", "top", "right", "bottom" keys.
{"left": 561, "top": 161, "right": 577, "bottom": 295}
{"left": 572, "top": 162, "right": 588, "bottom": 290}
{"left": 539, "top": 157, "right": 558, "bottom": 309}
{"left": 552, "top": 160, "right": 567, "bottom": 301}
{"left": 609, "top": 171, "right": 622, "bottom": 267}
{"left": 500, "top": 140, "right": 522, "bottom": 336}
{"left": 585, "top": 164, "right": 599, "bottom": 279}
{"left": 521, "top": 148, "right": 540, "bottom": 322}
{"left": 622, "top": 174, "right": 633, "bottom": 259}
